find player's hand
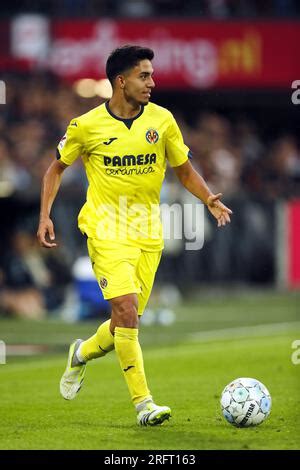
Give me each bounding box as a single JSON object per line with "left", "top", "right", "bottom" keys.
{"left": 206, "top": 193, "right": 232, "bottom": 227}
{"left": 37, "top": 217, "right": 57, "bottom": 248}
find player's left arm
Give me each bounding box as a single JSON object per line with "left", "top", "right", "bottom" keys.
{"left": 173, "top": 159, "right": 232, "bottom": 227}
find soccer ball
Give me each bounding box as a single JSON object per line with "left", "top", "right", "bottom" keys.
{"left": 220, "top": 377, "right": 271, "bottom": 427}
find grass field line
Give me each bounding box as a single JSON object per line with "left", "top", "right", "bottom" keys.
{"left": 2, "top": 321, "right": 299, "bottom": 373}
{"left": 188, "top": 321, "right": 300, "bottom": 342}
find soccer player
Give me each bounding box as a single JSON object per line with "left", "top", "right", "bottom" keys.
{"left": 37, "top": 45, "right": 232, "bottom": 426}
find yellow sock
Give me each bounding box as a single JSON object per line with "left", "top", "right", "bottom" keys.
{"left": 114, "top": 327, "right": 152, "bottom": 406}
{"left": 80, "top": 319, "right": 114, "bottom": 362}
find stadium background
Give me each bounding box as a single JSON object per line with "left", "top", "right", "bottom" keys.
{"left": 0, "top": 0, "right": 299, "bottom": 451}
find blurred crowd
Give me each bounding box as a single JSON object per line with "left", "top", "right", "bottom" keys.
{"left": 1, "top": 0, "right": 299, "bottom": 19}
{"left": 0, "top": 72, "right": 299, "bottom": 319}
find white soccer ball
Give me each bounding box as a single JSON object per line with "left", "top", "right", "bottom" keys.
{"left": 220, "top": 377, "right": 271, "bottom": 427}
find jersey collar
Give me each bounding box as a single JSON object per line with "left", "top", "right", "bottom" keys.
{"left": 105, "top": 101, "right": 144, "bottom": 130}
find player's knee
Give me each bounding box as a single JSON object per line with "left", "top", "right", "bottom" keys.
{"left": 111, "top": 296, "right": 138, "bottom": 328}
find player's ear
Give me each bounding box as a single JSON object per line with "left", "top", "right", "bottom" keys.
{"left": 116, "top": 75, "right": 125, "bottom": 89}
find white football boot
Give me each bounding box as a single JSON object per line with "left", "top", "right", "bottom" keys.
{"left": 60, "top": 339, "right": 86, "bottom": 400}
{"left": 137, "top": 401, "right": 171, "bottom": 426}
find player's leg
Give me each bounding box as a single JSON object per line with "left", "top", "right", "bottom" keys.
{"left": 60, "top": 241, "right": 170, "bottom": 424}
{"left": 110, "top": 292, "right": 171, "bottom": 426}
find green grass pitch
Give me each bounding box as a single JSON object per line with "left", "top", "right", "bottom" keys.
{"left": 0, "top": 291, "right": 299, "bottom": 450}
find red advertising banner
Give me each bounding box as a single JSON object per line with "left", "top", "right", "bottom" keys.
{"left": 4, "top": 19, "right": 300, "bottom": 88}
{"left": 288, "top": 201, "right": 300, "bottom": 289}
{"left": 277, "top": 200, "right": 300, "bottom": 290}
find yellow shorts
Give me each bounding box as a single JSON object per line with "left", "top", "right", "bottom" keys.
{"left": 87, "top": 238, "right": 162, "bottom": 315}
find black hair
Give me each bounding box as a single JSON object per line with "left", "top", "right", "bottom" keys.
{"left": 106, "top": 45, "right": 154, "bottom": 85}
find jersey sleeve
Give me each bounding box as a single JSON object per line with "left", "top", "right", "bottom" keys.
{"left": 165, "top": 112, "right": 190, "bottom": 167}
{"left": 56, "top": 118, "right": 84, "bottom": 166}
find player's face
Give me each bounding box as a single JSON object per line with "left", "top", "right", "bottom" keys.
{"left": 123, "top": 59, "right": 155, "bottom": 106}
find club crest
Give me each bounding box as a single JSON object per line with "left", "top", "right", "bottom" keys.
{"left": 100, "top": 277, "right": 108, "bottom": 289}
{"left": 146, "top": 128, "right": 159, "bottom": 144}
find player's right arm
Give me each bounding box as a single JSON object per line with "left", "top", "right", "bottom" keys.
{"left": 37, "top": 118, "right": 84, "bottom": 248}
{"left": 37, "top": 160, "right": 68, "bottom": 248}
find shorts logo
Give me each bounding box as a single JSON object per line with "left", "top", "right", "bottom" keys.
{"left": 146, "top": 129, "right": 159, "bottom": 144}
{"left": 100, "top": 277, "right": 108, "bottom": 289}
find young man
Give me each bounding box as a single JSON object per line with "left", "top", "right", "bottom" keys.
{"left": 37, "top": 45, "right": 232, "bottom": 426}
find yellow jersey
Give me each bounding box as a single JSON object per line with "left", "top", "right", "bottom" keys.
{"left": 57, "top": 101, "right": 190, "bottom": 251}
